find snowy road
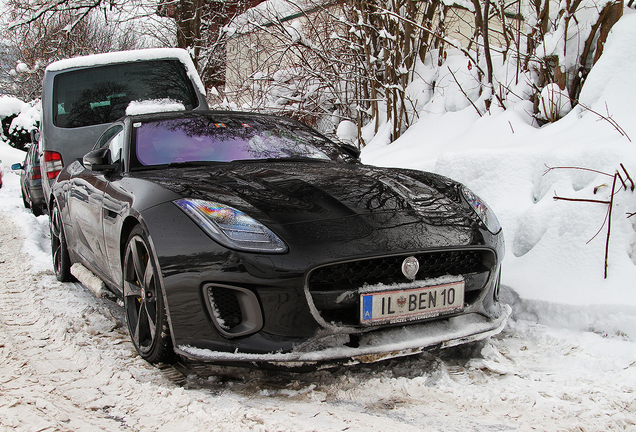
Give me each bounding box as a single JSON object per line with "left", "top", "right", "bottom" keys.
{"left": 1, "top": 210, "right": 635, "bottom": 432}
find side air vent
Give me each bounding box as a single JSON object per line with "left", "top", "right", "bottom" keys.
{"left": 203, "top": 284, "right": 263, "bottom": 338}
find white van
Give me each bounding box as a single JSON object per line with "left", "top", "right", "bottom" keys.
{"left": 39, "top": 48, "right": 208, "bottom": 206}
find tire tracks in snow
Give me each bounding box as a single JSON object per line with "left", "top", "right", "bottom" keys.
{"left": 0, "top": 211, "right": 429, "bottom": 431}
{"left": 1, "top": 209, "right": 635, "bottom": 432}
{"left": 0, "top": 218, "right": 130, "bottom": 430}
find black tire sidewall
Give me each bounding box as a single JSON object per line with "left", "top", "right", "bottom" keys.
{"left": 51, "top": 204, "right": 72, "bottom": 282}
{"left": 123, "top": 225, "right": 174, "bottom": 363}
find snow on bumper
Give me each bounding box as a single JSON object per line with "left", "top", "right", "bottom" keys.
{"left": 176, "top": 304, "right": 512, "bottom": 365}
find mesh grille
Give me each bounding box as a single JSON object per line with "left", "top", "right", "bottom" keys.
{"left": 308, "top": 250, "right": 486, "bottom": 292}
{"left": 208, "top": 287, "right": 243, "bottom": 330}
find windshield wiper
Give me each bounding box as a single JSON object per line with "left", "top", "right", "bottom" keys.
{"left": 167, "top": 161, "right": 224, "bottom": 168}
{"left": 231, "top": 157, "right": 332, "bottom": 163}
{"left": 135, "top": 161, "right": 226, "bottom": 171}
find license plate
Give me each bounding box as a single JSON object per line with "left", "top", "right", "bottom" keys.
{"left": 360, "top": 281, "right": 464, "bottom": 325}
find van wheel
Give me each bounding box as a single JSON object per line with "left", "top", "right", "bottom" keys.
{"left": 32, "top": 203, "right": 44, "bottom": 217}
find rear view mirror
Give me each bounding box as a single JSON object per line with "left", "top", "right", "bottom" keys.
{"left": 30, "top": 129, "right": 40, "bottom": 144}
{"left": 83, "top": 148, "right": 118, "bottom": 172}
{"left": 11, "top": 163, "right": 24, "bottom": 171}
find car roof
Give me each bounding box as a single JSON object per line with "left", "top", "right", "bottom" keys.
{"left": 125, "top": 110, "right": 306, "bottom": 125}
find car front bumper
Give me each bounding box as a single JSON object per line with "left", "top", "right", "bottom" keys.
{"left": 175, "top": 304, "right": 511, "bottom": 365}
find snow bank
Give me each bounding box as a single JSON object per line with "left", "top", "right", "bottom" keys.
{"left": 363, "top": 14, "right": 636, "bottom": 309}
{"left": 0, "top": 96, "right": 27, "bottom": 118}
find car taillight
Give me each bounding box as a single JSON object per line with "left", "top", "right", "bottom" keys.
{"left": 31, "top": 171, "right": 42, "bottom": 180}
{"left": 43, "top": 151, "right": 64, "bottom": 180}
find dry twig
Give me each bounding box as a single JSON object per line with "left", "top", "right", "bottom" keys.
{"left": 549, "top": 164, "right": 635, "bottom": 279}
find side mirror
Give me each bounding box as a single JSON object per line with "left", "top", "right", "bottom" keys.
{"left": 30, "top": 129, "right": 40, "bottom": 144}
{"left": 340, "top": 143, "right": 361, "bottom": 160}
{"left": 11, "top": 163, "right": 24, "bottom": 171}
{"left": 83, "top": 148, "right": 118, "bottom": 172}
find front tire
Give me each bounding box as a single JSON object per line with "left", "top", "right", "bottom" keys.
{"left": 123, "top": 226, "right": 174, "bottom": 363}
{"left": 32, "top": 203, "right": 44, "bottom": 217}
{"left": 50, "top": 203, "right": 72, "bottom": 282}
{"left": 21, "top": 186, "right": 31, "bottom": 209}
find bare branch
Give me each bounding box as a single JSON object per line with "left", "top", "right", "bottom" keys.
{"left": 448, "top": 67, "right": 483, "bottom": 117}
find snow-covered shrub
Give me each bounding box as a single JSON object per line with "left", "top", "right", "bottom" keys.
{"left": 0, "top": 96, "right": 40, "bottom": 150}
{"left": 524, "top": 0, "right": 623, "bottom": 120}
{"left": 538, "top": 83, "right": 572, "bottom": 122}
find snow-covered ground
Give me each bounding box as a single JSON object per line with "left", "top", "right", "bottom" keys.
{"left": 1, "top": 11, "right": 636, "bottom": 432}
{"left": 0, "top": 195, "right": 634, "bottom": 431}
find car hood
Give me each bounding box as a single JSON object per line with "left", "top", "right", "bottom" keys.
{"left": 134, "top": 161, "right": 478, "bottom": 229}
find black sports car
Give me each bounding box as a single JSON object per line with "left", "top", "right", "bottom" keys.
{"left": 51, "top": 110, "right": 509, "bottom": 365}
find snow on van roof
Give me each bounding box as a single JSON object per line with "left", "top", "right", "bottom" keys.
{"left": 45, "top": 48, "right": 206, "bottom": 96}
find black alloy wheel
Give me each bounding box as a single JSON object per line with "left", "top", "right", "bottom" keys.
{"left": 123, "top": 225, "right": 174, "bottom": 363}
{"left": 50, "top": 204, "right": 71, "bottom": 281}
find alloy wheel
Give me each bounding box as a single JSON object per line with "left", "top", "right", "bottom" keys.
{"left": 123, "top": 235, "right": 159, "bottom": 355}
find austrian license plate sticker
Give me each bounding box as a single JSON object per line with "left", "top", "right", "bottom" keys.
{"left": 360, "top": 281, "right": 464, "bottom": 325}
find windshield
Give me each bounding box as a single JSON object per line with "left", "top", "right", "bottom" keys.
{"left": 53, "top": 60, "right": 199, "bottom": 128}
{"left": 132, "top": 115, "right": 344, "bottom": 167}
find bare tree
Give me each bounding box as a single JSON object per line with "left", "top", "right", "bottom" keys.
{"left": 2, "top": 0, "right": 144, "bottom": 100}
{"left": 3, "top": 0, "right": 624, "bottom": 141}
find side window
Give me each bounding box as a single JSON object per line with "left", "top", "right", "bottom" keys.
{"left": 93, "top": 125, "right": 124, "bottom": 166}
{"left": 95, "top": 125, "right": 123, "bottom": 150}
{"left": 108, "top": 131, "right": 124, "bottom": 164}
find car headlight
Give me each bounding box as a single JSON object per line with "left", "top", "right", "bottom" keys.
{"left": 174, "top": 198, "right": 287, "bottom": 253}
{"left": 461, "top": 187, "right": 501, "bottom": 234}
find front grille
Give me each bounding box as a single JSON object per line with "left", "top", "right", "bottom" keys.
{"left": 207, "top": 286, "right": 243, "bottom": 330}
{"left": 308, "top": 250, "right": 486, "bottom": 292}
{"left": 306, "top": 249, "right": 492, "bottom": 327}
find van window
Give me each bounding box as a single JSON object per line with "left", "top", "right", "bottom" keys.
{"left": 53, "top": 60, "right": 199, "bottom": 129}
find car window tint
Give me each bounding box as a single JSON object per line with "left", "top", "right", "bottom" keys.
{"left": 134, "top": 116, "right": 339, "bottom": 167}
{"left": 53, "top": 60, "right": 199, "bottom": 129}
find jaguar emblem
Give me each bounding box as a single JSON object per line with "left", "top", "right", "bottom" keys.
{"left": 401, "top": 256, "right": 419, "bottom": 281}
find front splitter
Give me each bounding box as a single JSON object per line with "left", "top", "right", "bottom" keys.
{"left": 175, "top": 305, "right": 511, "bottom": 366}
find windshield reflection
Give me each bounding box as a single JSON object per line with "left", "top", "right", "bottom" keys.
{"left": 134, "top": 115, "right": 338, "bottom": 167}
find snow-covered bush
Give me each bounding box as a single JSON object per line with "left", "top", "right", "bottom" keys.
{"left": 0, "top": 96, "right": 40, "bottom": 151}
{"left": 222, "top": 0, "right": 625, "bottom": 146}
{"left": 524, "top": 0, "right": 623, "bottom": 121}
{"left": 538, "top": 83, "right": 572, "bottom": 122}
